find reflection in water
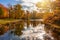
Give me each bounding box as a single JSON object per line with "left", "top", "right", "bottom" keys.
{"left": 20, "top": 24, "right": 54, "bottom": 40}
{"left": 0, "top": 20, "right": 54, "bottom": 40}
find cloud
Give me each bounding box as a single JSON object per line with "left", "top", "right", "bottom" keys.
{"left": 14, "top": 0, "right": 43, "bottom": 11}
{"left": 21, "top": 2, "right": 34, "bottom": 7}
{"left": 22, "top": 0, "right": 44, "bottom": 3}
{"left": 21, "top": 0, "right": 38, "bottom": 11}
{"left": 15, "top": 0, "right": 20, "bottom": 1}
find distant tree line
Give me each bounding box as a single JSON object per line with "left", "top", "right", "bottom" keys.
{"left": 0, "top": 4, "right": 43, "bottom": 19}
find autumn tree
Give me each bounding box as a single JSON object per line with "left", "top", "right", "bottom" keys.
{"left": 9, "top": 8, "right": 15, "bottom": 18}
{"left": 8, "top": 4, "right": 23, "bottom": 19}
{"left": 13, "top": 4, "right": 22, "bottom": 19}
{"left": 8, "top": 4, "right": 15, "bottom": 19}
{"left": 0, "top": 7, "right": 4, "bottom": 18}
{"left": 43, "top": 0, "right": 60, "bottom": 33}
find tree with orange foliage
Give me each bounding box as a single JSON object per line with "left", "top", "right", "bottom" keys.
{"left": 0, "top": 7, "right": 4, "bottom": 18}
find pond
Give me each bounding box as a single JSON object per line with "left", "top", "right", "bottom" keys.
{"left": 0, "top": 19, "right": 59, "bottom": 40}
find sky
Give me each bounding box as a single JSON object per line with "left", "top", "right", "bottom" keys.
{"left": 0, "top": 0, "right": 56, "bottom": 6}
{"left": 0, "top": 0, "right": 56, "bottom": 12}
{"left": 0, "top": 0, "right": 38, "bottom": 7}
{"left": 0, "top": 0, "right": 21, "bottom": 7}
{"left": 0, "top": 0, "right": 37, "bottom": 11}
